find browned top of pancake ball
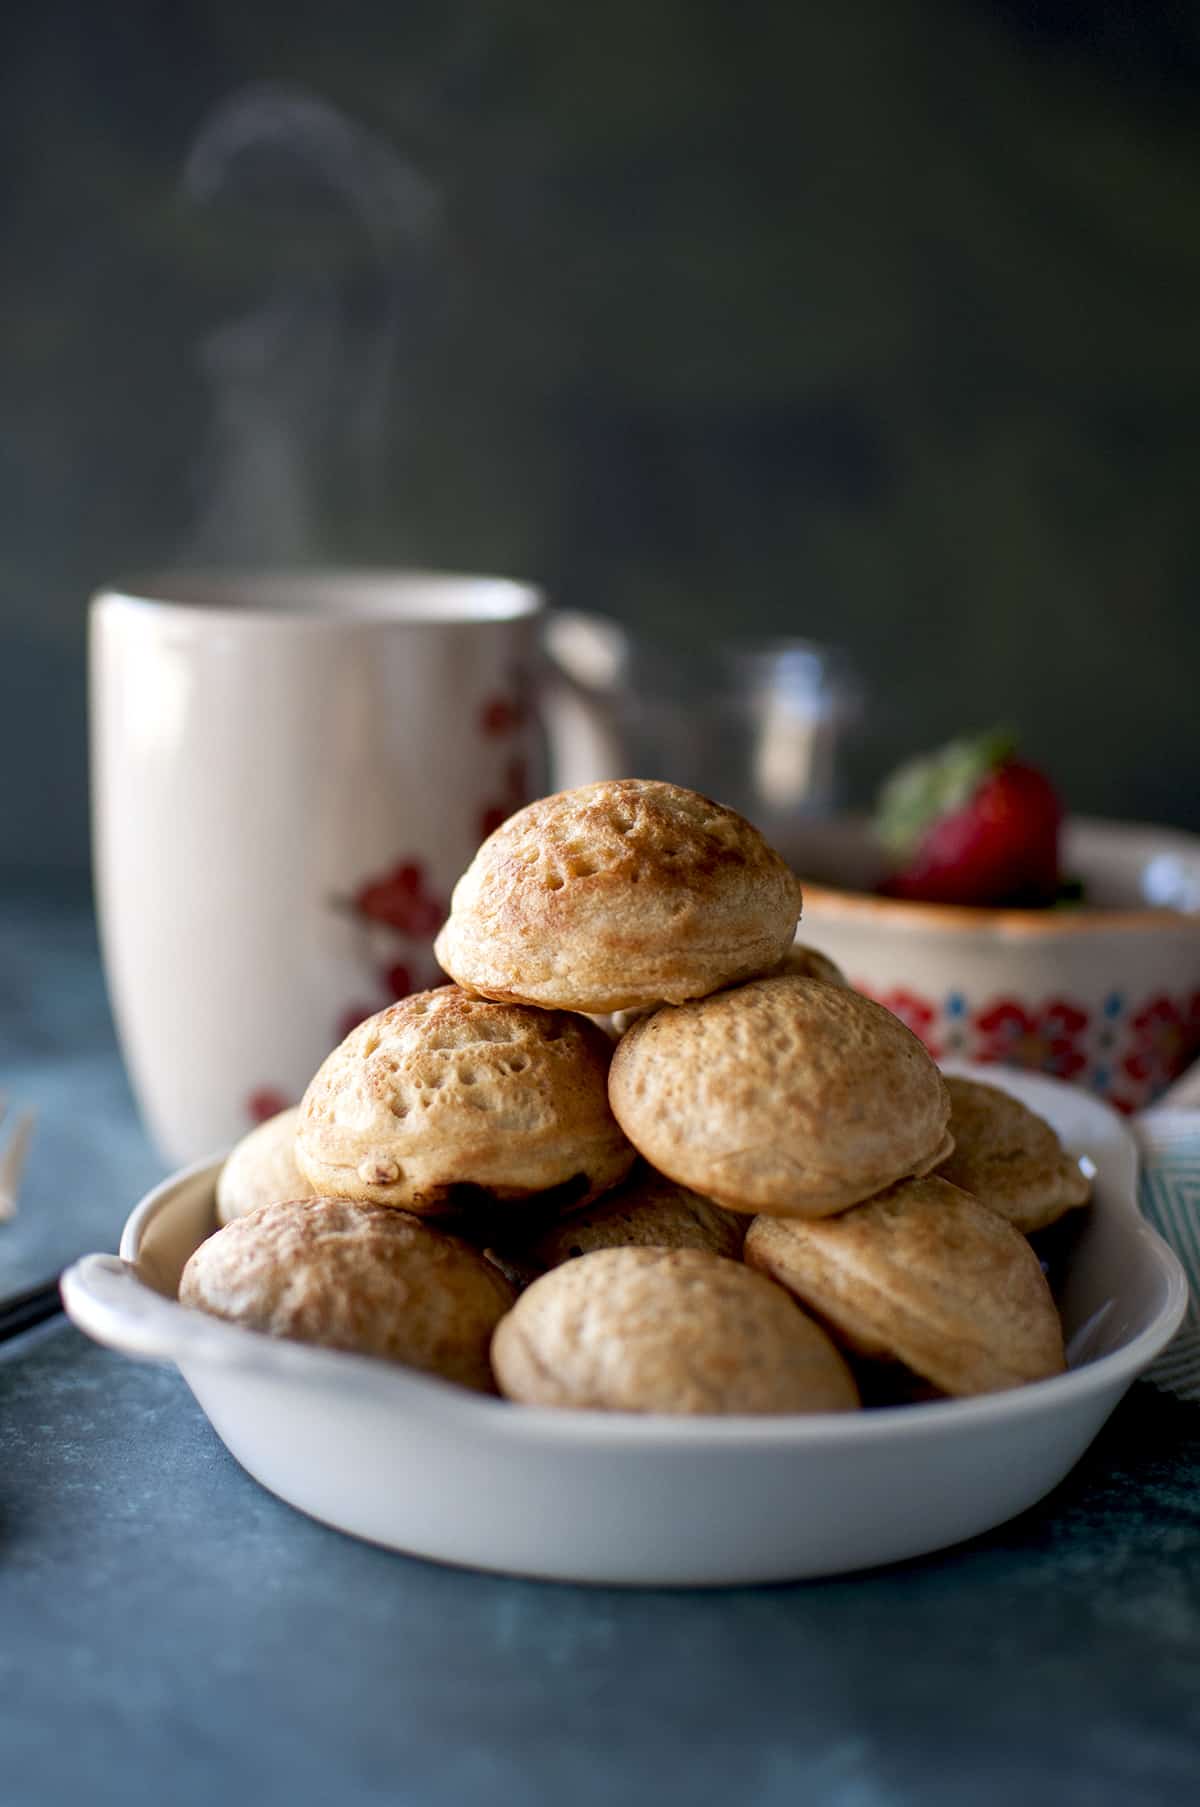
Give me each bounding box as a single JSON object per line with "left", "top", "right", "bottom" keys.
{"left": 609, "top": 975, "right": 952, "bottom": 1216}
{"left": 296, "top": 987, "right": 634, "bottom": 1215}
{"left": 491, "top": 1246, "right": 860, "bottom": 1414}
{"left": 179, "top": 1196, "right": 516, "bottom": 1392}
{"left": 745, "top": 1174, "right": 1066, "bottom": 1396}
{"left": 434, "top": 780, "right": 800, "bottom": 1014}
{"left": 216, "top": 1106, "right": 313, "bottom": 1225}
{"left": 936, "top": 1076, "right": 1091, "bottom": 1234}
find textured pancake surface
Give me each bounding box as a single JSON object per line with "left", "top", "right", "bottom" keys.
{"left": 216, "top": 1106, "right": 313, "bottom": 1225}
{"left": 491, "top": 1246, "right": 860, "bottom": 1414}
{"left": 434, "top": 779, "right": 801, "bottom": 1013}
{"left": 745, "top": 1174, "right": 1066, "bottom": 1396}
{"left": 180, "top": 1196, "right": 515, "bottom": 1392}
{"left": 608, "top": 975, "right": 952, "bottom": 1216}
{"left": 296, "top": 987, "right": 634, "bottom": 1214}
{"left": 936, "top": 1076, "right": 1092, "bottom": 1234}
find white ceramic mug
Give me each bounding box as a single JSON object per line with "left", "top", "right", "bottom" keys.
{"left": 90, "top": 570, "right": 546, "bottom": 1164}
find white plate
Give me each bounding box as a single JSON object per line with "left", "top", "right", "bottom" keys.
{"left": 62, "top": 1066, "right": 1187, "bottom": 1586}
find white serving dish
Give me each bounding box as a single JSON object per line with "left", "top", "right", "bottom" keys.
{"left": 62, "top": 1066, "right": 1187, "bottom": 1587}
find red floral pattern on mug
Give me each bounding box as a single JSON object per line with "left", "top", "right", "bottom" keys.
{"left": 382, "top": 961, "right": 414, "bottom": 1001}
{"left": 973, "top": 998, "right": 1089, "bottom": 1081}
{"left": 329, "top": 855, "right": 452, "bottom": 1046}
{"left": 479, "top": 754, "right": 532, "bottom": 843}
{"left": 352, "top": 861, "right": 446, "bottom": 937}
{"left": 479, "top": 693, "right": 525, "bottom": 738}
{"left": 477, "top": 676, "right": 535, "bottom": 839}
{"left": 246, "top": 1086, "right": 292, "bottom": 1125}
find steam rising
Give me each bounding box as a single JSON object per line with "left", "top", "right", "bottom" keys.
{"left": 179, "top": 83, "right": 440, "bottom": 562}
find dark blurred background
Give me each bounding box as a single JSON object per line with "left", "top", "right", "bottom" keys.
{"left": 3, "top": 0, "right": 1199, "bottom": 876}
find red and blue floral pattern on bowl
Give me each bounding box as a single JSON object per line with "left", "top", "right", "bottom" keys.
{"left": 862, "top": 984, "right": 1200, "bottom": 1114}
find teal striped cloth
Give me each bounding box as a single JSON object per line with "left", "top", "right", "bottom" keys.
{"left": 1136, "top": 1111, "right": 1200, "bottom": 1402}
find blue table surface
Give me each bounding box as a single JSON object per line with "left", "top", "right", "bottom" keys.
{"left": 2, "top": 888, "right": 1200, "bottom": 1807}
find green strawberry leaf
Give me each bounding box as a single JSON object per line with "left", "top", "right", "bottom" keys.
{"left": 875, "top": 727, "right": 1016, "bottom": 859}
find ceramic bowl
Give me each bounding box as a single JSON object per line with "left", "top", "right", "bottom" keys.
{"left": 794, "top": 817, "right": 1200, "bottom": 1112}
{"left": 61, "top": 1067, "right": 1185, "bottom": 1586}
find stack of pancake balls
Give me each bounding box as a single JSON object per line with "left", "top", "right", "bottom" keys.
{"left": 182, "top": 780, "right": 1090, "bottom": 1414}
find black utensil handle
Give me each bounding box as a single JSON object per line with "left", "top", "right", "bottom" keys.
{"left": 0, "top": 1279, "right": 64, "bottom": 1343}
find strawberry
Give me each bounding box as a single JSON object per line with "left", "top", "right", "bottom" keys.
{"left": 874, "top": 730, "right": 1062, "bottom": 907}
